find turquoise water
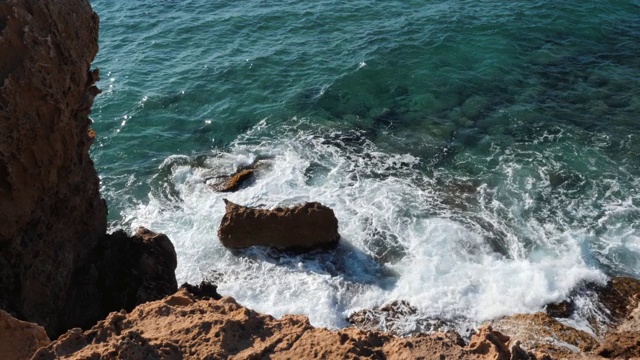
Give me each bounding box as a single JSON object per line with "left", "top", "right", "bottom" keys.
{"left": 90, "top": 0, "right": 640, "bottom": 332}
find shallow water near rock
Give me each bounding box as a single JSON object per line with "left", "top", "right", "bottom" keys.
{"left": 89, "top": 0, "right": 640, "bottom": 334}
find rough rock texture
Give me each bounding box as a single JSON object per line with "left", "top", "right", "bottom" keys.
{"left": 594, "top": 283, "right": 640, "bottom": 359}
{"left": 489, "top": 312, "right": 598, "bottom": 357}
{"left": 210, "top": 169, "right": 255, "bottom": 192}
{"left": 348, "top": 300, "right": 451, "bottom": 336}
{"left": 0, "top": 310, "right": 50, "bottom": 360}
{"left": 218, "top": 200, "right": 340, "bottom": 250}
{"left": 593, "top": 277, "right": 640, "bottom": 324}
{"left": 60, "top": 227, "right": 178, "bottom": 333}
{"left": 34, "top": 289, "right": 542, "bottom": 360}
{"left": 0, "top": 0, "right": 106, "bottom": 335}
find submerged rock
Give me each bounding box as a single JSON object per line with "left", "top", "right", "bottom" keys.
{"left": 209, "top": 168, "right": 255, "bottom": 192}
{"left": 348, "top": 300, "right": 452, "bottom": 336}
{"left": 218, "top": 199, "right": 340, "bottom": 250}
{"left": 0, "top": 310, "right": 50, "bottom": 360}
{"left": 488, "top": 312, "right": 598, "bottom": 357}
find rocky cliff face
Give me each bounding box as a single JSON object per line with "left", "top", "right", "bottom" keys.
{"left": 0, "top": 0, "right": 106, "bottom": 335}
{"left": 0, "top": 0, "right": 177, "bottom": 338}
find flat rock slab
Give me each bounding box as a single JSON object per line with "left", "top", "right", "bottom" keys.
{"left": 218, "top": 199, "right": 340, "bottom": 251}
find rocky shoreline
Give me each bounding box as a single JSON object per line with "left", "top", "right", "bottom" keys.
{"left": 1, "top": 0, "right": 639, "bottom": 359}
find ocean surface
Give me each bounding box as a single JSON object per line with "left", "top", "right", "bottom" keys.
{"left": 89, "top": 0, "right": 640, "bottom": 334}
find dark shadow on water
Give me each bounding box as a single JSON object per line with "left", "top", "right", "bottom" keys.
{"left": 227, "top": 239, "right": 399, "bottom": 290}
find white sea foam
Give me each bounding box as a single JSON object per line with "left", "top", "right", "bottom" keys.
{"left": 118, "top": 119, "right": 615, "bottom": 333}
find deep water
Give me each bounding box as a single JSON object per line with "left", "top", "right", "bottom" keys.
{"left": 89, "top": 0, "right": 640, "bottom": 334}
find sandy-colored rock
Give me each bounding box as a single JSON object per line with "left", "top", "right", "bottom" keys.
{"left": 218, "top": 200, "right": 340, "bottom": 250}
{"left": 34, "top": 289, "right": 540, "bottom": 360}
{"left": 0, "top": 0, "right": 106, "bottom": 336}
{"left": 0, "top": 310, "right": 50, "bottom": 360}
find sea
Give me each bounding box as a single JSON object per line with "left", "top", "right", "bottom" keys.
{"left": 89, "top": 0, "right": 640, "bottom": 335}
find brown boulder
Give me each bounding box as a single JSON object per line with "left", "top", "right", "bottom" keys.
{"left": 218, "top": 199, "right": 340, "bottom": 250}
{"left": 0, "top": 310, "right": 50, "bottom": 360}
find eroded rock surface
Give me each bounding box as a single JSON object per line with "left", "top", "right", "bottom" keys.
{"left": 0, "top": 310, "right": 50, "bottom": 360}
{"left": 593, "top": 277, "right": 640, "bottom": 325}
{"left": 0, "top": 0, "right": 106, "bottom": 335}
{"left": 0, "top": 0, "right": 178, "bottom": 338}
{"left": 489, "top": 312, "right": 598, "bottom": 357}
{"left": 218, "top": 199, "right": 340, "bottom": 250}
{"left": 34, "top": 289, "right": 542, "bottom": 360}
{"left": 594, "top": 280, "right": 640, "bottom": 359}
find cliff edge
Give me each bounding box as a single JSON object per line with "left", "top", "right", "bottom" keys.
{"left": 0, "top": 0, "right": 177, "bottom": 338}
{"left": 0, "top": 0, "right": 105, "bottom": 335}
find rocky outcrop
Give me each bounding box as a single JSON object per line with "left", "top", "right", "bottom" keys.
{"left": 34, "top": 289, "right": 542, "bottom": 360}
{"left": 593, "top": 276, "right": 640, "bottom": 325}
{"left": 489, "top": 312, "right": 598, "bottom": 357}
{"left": 0, "top": 0, "right": 106, "bottom": 335}
{"left": 218, "top": 200, "right": 340, "bottom": 250}
{"left": 594, "top": 283, "right": 640, "bottom": 359}
{"left": 0, "top": 310, "right": 50, "bottom": 360}
{"left": 59, "top": 227, "right": 178, "bottom": 333}
{"left": 0, "top": 0, "right": 178, "bottom": 338}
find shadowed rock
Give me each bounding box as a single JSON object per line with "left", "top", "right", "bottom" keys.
{"left": 180, "top": 281, "right": 221, "bottom": 300}
{"left": 60, "top": 227, "right": 178, "bottom": 333}
{"left": 0, "top": 310, "right": 50, "bottom": 360}
{"left": 218, "top": 200, "right": 340, "bottom": 251}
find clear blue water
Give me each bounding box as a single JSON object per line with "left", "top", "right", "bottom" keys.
{"left": 89, "top": 0, "right": 640, "bottom": 333}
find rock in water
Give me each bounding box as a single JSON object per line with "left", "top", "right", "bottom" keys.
{"left": 211, "top": 168, "right": 255, "bottom": 192}
{"left": 218, "top": 199, "right": 340, "bottom": 250}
